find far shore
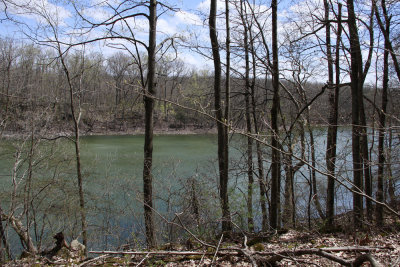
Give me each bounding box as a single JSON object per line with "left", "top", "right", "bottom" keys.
{"left": 1, "top": 126, "right": 218, "bottom": 140}
{"left": 1, "top": 124, "right": 338, "bottom": 140}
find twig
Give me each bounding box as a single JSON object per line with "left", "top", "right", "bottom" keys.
{"left": 174, "top": 212, "right": 216, "bottom": 249}
{"left": 90, "top": 250, "right": 223, "bottom": 255}
{"left": 132, "top": 88, "right": 400, "bottom": 219}
{"left": 134, "top": 197, "right": 216, "bottom": 249}
{"left": 240, "top": 248, "right": 257, "bottom": 267}
{"left": 199, "top": 251, "right": 207, "bottom": 265}
{"left": 320, "top": 246, "right": 394, "bottom": 252}
{"left": 135, "top": 253, "right": 150, "bottom": 267}
{"left": 78, "top": 254, "right": 108, "bottom": 266}
{"left": 352, "top": 254, "right": 383, "bottom": 267}
{"left": 392, "top": 255, "right": 400, "bottom": 266}
{"left": 211, "top": 234, "right": 223, "bottom": 265}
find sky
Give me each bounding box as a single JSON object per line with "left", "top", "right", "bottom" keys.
{"left": 0, "top": 0, "right": 383, "bottom": 84}
{"left": 0, "top": 0, "right": 215, "bottom": 69}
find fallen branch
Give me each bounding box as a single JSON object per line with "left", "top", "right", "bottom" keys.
{"left": 78, "top": 255, "right": 109, "bottom": 267}
{"left": 89, "top": 245, "right": 391, "bottom": 256}
{"left": 90, "top": 245, "right": 388, "bottom": 267}
{"left": 211, "top": 234, "right": 223, "bottom": 265}
{"left": 254, "top": 248, "right": 383, "bottom": 266}
{"left": 89, "top": 250, "right": 222, "bottom": 256}
{"left": 135, "top": 253, "right": 150, "bottom": 267}
{"left": 320, "top": 246, "right": 394, "bottom": 252}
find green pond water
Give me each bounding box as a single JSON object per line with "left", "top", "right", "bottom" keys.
{"left": 0, "top": 134, "right": 229, "bottom": 251}
{"left": 2, "top": 130, "right": 395, "bottom": 252}
{"left": 80, "top": 134, "right": 219, "bottom": 187}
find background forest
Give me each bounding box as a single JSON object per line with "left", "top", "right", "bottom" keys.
{"left": 1, "top": 0, "right": 400, "bottom": 265}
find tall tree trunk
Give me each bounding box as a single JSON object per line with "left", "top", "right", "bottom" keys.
{"left": 246, "top": 96, "right": 254, "bottom": 232}
{"left": 324, "top": 0, "right": 334, "bottom": 227}
{"left": 283, "top": 139, "right": 294, "bottom": 228}
{"left": 73, "top": 76, "right": 87, "bottom": 255}
{"left": 360, "top": 97, "right": 373, "bottom": 221}
{"left": 270, "top": 0, "right": 281, "bottom": 230}
{"left": 346, "top": 0, "right": 364, "bottom": 229}
{"left": 376, "top": 1, "right": 389, "bottom": 224}
{"left": 0, "top": 54, "right": 12, "bottom": 138}
{"left": 58, "top": 48, "right": 88, "bottom": 252}
{"left": 210, "top": 0, "right": 231, "bottom": 233}
{"left": 240, "top": 0, "right": 254, "bottom": 232}
{"left": 225, "top": 0, "right": 231, "bottom": 130}
{"left": 386, "top": 122, "right": 395, "bottom": 205}
{"left": 249, "top": 27, "right": 268, "bottom": 232}
{"left": 224, "top": 0, "right": 231, "bottom": 231}
{"left": 308, "top": 123, "right": 324, "bottom": 219}
{"left": 143, "top": 0, "right": 157, "bottom": 248}
{"left": 358, "top": 3, "right": 375, "bottom": 222}
{"left": 326, "top": 3, "right": 342, "bottom": 228}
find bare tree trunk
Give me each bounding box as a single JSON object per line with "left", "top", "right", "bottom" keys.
{"left": 57, "top": 47, "right": 88, "bottom": 252}
{"left": 239, "top": 0, "right": 254, "bottom": 232}
{"left": 270, "top": 0, "right": 281, "bottom": 230}
{"left": 386, "top": 123, "right": 395, "bottom": 205}
{"left": 325, "top": 1, "right": 341, "bottom": 229}
{"left": 143, "top": 0, "right": 157, "bottom": 248}
{"left": 249, "top": 30, "right": 268, "bottom": 232}
{"left": 73, "top": 77, "right": 87, "bottom": 254}
{"left": 346, "top": 0, "right": 364, "bottom": 229}
{"left": 210, "top": 0, "right": 231, "bottom": 233}
{"left": 309, "top": 124, "right": 325, "bottom": 219}
{"left": 224, "top": 0, "right": 232, "bottom": 232}
{"left": 0, "top": 206, "right": 12, "bottom": 261}
{"left": 225, "top": 0, "right": 231, "bottom": 134}
{"left": 0, "top": 212, "right": 37, "bottom": 254}
{"left": 0, "top": 51, "right": 12, "bottom": 138}
{"left": 376, "top": 1, "right": 389, "bottom": 224}
{"left": 283, "top": 139, "right": 294, "bottom": 228}
{"left": 360, "top": 99, "right": 373, "bottom": 221}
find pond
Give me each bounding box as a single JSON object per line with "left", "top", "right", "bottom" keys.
{"left": 0, "top": 129, "right": 397, "bottom": 253}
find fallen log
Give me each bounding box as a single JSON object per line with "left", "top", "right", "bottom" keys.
{"left": 90, "top": 245, "right": 388, "bottom": 266}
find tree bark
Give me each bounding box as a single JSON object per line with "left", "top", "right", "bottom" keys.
{"left": 346, "top": 0, "right": 364, "bottom": 229}
{"left": 143, "top": 0, "right": 157, "bottom": 248}
{"left": 240, "top": 0, "right": 254, "bottom": 232}
{"left": 309, "top": 123, "right": 324, "bottom": 220}
{"left": 283, "top": 140, "right": 295, "bottom": 228}
{"left": 376, "top": 0, "right": 389, "bottom": 224}
{"left": 386, "top": 122, "right": 395, "bottom": 205}
{"left": 325, "top": 0, "right": 340, "bottom": 228}
{"left": 270, "top": 0, "right": 281, "bottom": 230}
{"left": 209, "top": 0, "right": 232, "bottom": 233}
{"left": 0, "top": 206, "right": 12, "bottom": 261}
{"left": 249, "top": 24, "right": 268, "bottom": 232}
{"left": 58, "top": 47, "right": 88, "bottom": 252}
{"left": 0, "top": 212, "right": 37, "bottom": 254}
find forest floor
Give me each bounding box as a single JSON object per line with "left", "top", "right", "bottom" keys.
{"left": 4, "top": 219, "right": 400, "bottom": 266}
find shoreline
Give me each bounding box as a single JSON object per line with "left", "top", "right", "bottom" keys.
{"left": 1, "top": 126, "right": 218, "bottom": 140}
{"left": 1, "top": 124, "right": 342, "bottom": 140}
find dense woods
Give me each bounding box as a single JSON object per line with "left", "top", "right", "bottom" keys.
{"left": 1, "top": 0, "right": 400, "bottom": 265}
